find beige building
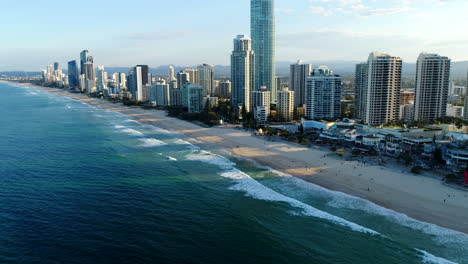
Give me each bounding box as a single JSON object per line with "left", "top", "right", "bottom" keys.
{"left": 277, "top": 88, "right": 295, "bottom": 121}
{"left": 365, "top": 52, "right": 402, "bottom": 126}
{"left": 414, "top": 53, "right": 451, "bottom": 121}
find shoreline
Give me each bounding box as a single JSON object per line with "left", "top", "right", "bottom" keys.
{"left": 5, "top": 81, "right": 468, "bottom": 235}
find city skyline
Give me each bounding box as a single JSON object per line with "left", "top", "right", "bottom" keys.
{"left": 1, "top": 0, "right": 468, "bottom": 71}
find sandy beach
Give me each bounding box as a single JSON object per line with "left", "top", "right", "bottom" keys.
{"left": 10, "top": 82, "right": 468, "bottom": 235}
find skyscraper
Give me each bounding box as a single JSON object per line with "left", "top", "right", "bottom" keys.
{"left": 231, "top": 35, "right": 255, "bottom": 112}
{"left": 354, "top": 63, "right": 368, "bottom": 120}
{"left": 251, "top": 0, "right": 276, "bottom": 103}
{"left": 177, "top": 71, "right": 190, "bottom": 107}
{"left": 414, "top": 53, "right": 451, "bottom": 121}
{"left": 290, "top": 60, "right": 312, "bottom": 107}
{"left": 184, "top": 68, "right": 200, "bottom": 84}
{"left": 96, "top": 66, "right": 107, "bottom": 92}
{"left": 219, "top": 81, "right": 232, "bottom": 99}
{"left": 365, "top": 52, "right": 402, "bottom": 126}
{"left": 67, "top": 60, "right": 80, "bottom": 89}
{"left": 80, "top": 50, "right": 93, "bottom": 75}
{"left": 128, "top": 65, "right": 147, "bottom": 101}
{"left": 197, "top": 64, "right": 215, "bottom": 97}
{"left": 53, "top": 62, "right": 60, "bottom": 72}
{"left": 168, "top": 66, "right": 176, "bottom": 81}
{"left": 305, "top": 66, "right": 342, "bottom": 121}
{"left": 151, "top": 81, "right": 170, "bottom": 107}
{"left": 188, "top": 84, "right": 204, "bottom": 113}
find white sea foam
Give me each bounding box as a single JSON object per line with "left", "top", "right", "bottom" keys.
{"left": 186, "top": 151, "right": 379, "bottom": 235}
{"left": 121, "top": 128, "right": 144, "bottom": 136}
{"left": 124, "top": 119, "right": 138, "bottom": 123}
{"left": 114, "top": 125, "right": 125, "bottom": 129}
{"left": 266, "top": 169, "right": 468, "bottom": 245}
{"left": 416, "top": 249, "right": 458, "bottom": 264}
{"left": 138, "top": 138, "right": 166, "bottom": 147}
{"left": 171, "top": 139, "right": 201, "bottom": 151}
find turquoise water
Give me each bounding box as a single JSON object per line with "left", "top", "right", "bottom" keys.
{"left": 0, "top": 82, "right": 467, "bottom": 264}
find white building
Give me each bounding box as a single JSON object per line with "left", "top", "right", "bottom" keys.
{"left": 96, "top": 66, "right": 107, "bottom": 92}
{"left": 252, "top": 87, "right": 271, "bottom": 121}
{"left": 197, "top": 64, "right": 215, "bottom": 96}
{"left": 364, "top": 52, "right": 402, "bottom": 126}
{"left": 305, "top": 66, "right": 342, "bottom": 121}
{"left": 231, "top": 35, "right": 255, "bottom": 112}
{"left": 254, "top": 106, "right": 268, "bottom": 123}
{"left": 447, "top": 104, "right": 464, "bottom": 118}
{"left": 414, "top": 53, "right": 451, "bottom": 121}
{"left": 277, "top": 88, "right": 295, "bottom": 121}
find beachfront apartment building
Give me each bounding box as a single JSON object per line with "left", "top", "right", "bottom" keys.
{"left": 251, "top": 0, "right": 276, "bottom": 103}
{"left": 231, "top": 34, "right": 255, "bottom": 113}
{"left": 354, "top": 63, "right": 368, "bottom": 120}
{"left": 364, "top": 52, "right": 402, "bottom": 126}
{"left": 252, "top": 87, "right": 271, "bottom": 122}
{"left": 290, "top": 60, "right": 312, "bottom": 107}
{"left": 277, "top": 88, "right": 295, "bottom": 121}
{"left": 305, "top": 66, "right": 342, "bottom": 121}
{"left": 197, "top": 64, "right": 215, "bottom": 97}
{"left": 188, "top": 84, "right": 204, "bottom": 113}
{"left": 414, "top": 53, "right": 451, "bottom": 122}
{"left": 150, "top": 80, "right": 170, "bottom": 107}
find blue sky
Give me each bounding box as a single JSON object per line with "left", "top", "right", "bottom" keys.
{"left": 1, "top": 0, "right": 467, "bottom": 70}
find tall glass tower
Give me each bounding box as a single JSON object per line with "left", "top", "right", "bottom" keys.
{"left": 251, "top": 0, "right": 276, "bottom": 103}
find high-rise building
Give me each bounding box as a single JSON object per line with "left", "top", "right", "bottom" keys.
{"left": 188, "top": 84, "right": 204, "bottom": 113}
{"left": 414, "top": 53, "right": 451, "bottom": 122}
{"left": 231, "top": 35, "right": 255, "bottom": 112}
{"left": 364, "top": 52, "right": 402, "bottom": 126}
{"left": 96, "top": 66, "right": 108, "bottom": 92}
{"left": 168, "top": 66, "right": 176, "bottom": 81}
{"left": 151, "top": 81, "right": 170, "bottom": 106}
{"left": 305, "top": 66, "right": 342, "bottom": 121}
{"left": 198, "top": 64, "right": 215, "bottom": 97}
{"left": 137, "top": 65, "right": 149, "bottom": 86}
{"left": 251, "top": 0, "right": 276, "bottom": 103}
{"left": 170, "top": 88, "right": 182, "bottom": 106}
{"left": 177, "top": 71, "right": 190, "bottom": 107}
{"left": 47, "top": 65, "right": 53, "bottom": 77}
{"left": 290, "top": 60, "right": 312, "bottom": 107}
{"left": 84, "top": 62, "right": 96, "bottom": 94}
{"left": 67, "top": 60, "right": 80, "bottom": 89}
{"left": 80, "top": 50, "right": 93, "bottom": 75}
{"left": 277, "top": 88, "right": 295, "bottom": 121}
{"left": 275, "top": 77, "right": 288, "bottom": 92}
{"left": 128, "top": 65, "right": 146, "bottom": 101}
{"left": 252, "top": 86, "right": 271, "bottom": 122}
{"left": 219, "top": 81, "right": 232, "bottom": 99}
{"left": 53, "top": 62, "right": 60, "bottom": 72}
{"left": 354, "top": 63, "right": 368, "bottom": 120}
{"left": 185, "top": 68, "right": 200, "bottom": 84}
{"left": 213, "top": 80, "right": 220, "bottom": 97}
{"left": 400, "top": 104, "right": 415, "bottom": 121}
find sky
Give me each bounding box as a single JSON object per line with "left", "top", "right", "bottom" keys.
{"left": 1, "top": 0, "right": 467, "bottom": 71}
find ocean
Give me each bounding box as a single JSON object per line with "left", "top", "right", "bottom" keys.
{"left": 0, "top": 82, "right": 467, "bottom": 264}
